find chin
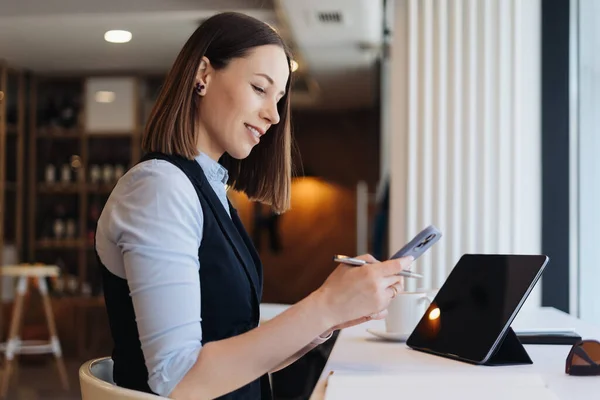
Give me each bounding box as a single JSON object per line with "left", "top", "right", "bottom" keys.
{"left": 226, "top": 145, "right": 255, "bottom": 160}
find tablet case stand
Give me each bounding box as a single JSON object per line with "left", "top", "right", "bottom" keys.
{"left": 484, "top": 327, "right": 532, "bottom": 366}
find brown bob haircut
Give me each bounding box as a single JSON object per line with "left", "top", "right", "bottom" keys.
{"left": 142, "top": 12, "right": 294, "bottom": 213}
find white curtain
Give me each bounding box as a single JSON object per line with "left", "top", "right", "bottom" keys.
{"left": 387, "top": 0, "right": 542, "bottom": 307}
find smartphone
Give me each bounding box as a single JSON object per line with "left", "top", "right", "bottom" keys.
{"left": 516, "top": 330, "right": 582, "bottom": 345}
{"left": 390, "top": 225, "right": 442, "bottom": 261}
{"left": 333, "top": 225, "right": 442, "bottom": 279}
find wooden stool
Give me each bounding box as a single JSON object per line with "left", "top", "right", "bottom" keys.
{"left": 0, "top": 264, "right": 69, "bottom": 398}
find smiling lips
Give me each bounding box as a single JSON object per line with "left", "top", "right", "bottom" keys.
{"left": 245, "top": 123, "right": 265, "bottom": 142}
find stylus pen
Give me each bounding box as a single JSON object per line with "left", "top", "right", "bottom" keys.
{"left": 333, "top": 255, "right": 423, "bottom": 279}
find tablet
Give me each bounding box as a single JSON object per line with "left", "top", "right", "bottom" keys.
{"left": 406, "top": 254, "right": 549, "bottom": 365}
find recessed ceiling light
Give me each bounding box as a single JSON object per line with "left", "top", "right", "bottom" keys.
{"left": 290, "top": 60, "right": 299, "bottom": 72}
{"left": 104, "top": 30, "right": 132, "bottom": 44}
{"left": 95, "top": 91, "right": 116, "bottom": 103}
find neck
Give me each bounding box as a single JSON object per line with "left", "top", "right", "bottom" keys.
{"left": 196, "top": 124, "right": 224, "bottom": 162}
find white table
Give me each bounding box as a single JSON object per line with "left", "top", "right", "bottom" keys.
{"left": 309, "top": 307, "right": 600, "bottom": 399}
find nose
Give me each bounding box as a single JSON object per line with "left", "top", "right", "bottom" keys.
{"left": 260, "top": 100, "right": 280, "bottom": 125}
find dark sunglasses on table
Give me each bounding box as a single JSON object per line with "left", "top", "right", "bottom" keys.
{"left": 566, "top": 340, "right": 600, "bottom": 376}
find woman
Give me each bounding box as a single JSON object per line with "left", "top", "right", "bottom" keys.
{"left": 95, "top": 11, "right": 411, "bottom": 400}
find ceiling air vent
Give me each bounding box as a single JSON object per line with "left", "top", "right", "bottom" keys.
{"left": 316, "top": 11, "right": 343, "bottom": 24}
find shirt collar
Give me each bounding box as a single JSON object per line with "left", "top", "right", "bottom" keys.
{"left": 194, "top": 152, "right": 229, "bottom": 185}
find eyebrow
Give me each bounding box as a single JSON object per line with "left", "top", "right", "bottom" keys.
{"left": 254, "top": 73, "right": 286, "bottom": 96}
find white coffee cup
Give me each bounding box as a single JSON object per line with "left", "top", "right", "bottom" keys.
{"left": 385, "top": 290, "right": 436, "bottom": 334}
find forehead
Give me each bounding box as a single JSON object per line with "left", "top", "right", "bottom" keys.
{"left": 231, "top": 45, "right": 289, "bottom": 92}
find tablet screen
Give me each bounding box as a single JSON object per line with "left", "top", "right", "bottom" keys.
{"left": 406, "top": 254, "right": 548, "bottom": 363}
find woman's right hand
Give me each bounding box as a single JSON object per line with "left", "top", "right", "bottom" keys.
{"left": 314, "top": 254, "right": 414, "bottom": 330}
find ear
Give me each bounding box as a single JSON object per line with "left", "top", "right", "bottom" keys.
{"left": 194, "top": 56, "right": 213, "bottom": 96}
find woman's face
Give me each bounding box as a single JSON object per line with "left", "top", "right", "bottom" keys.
{"left": 196, "top": 44, "right": 290, "bottom": 161}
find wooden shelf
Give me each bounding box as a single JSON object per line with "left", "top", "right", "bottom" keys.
{"left": 26, "top": 74, "right": 151, "bottom": 302}
{"left": 37, "top": 183, "right": 81, "bottom": 194}
{"left": 3, "top": 182, "right": 17, "bottom": 191}
{"left": 1, "top": 66, "right": 25, "bottom": 343}
{"left": 85, "top": 131, "right": 136, "bottom": 138}
{"left": 37, "top": 128, "right": 81, "bottom": 139}
{"left": 37, "top": 130, "right": 137, "bottom": 139}
{"left": 86, "top": 183, "right": 116, "bottom": 194}
{"left": 37, "top": 183, "right": 118, "bottom": 194}
{"left": 35, "top": 238, "right": 84, "bottom": 249}
{"left": 6, "top": 124, "right": 17, "bottom": 135}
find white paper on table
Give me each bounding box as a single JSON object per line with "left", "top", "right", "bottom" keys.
{"left": 324, "top": 371, "right": 560, "bottom": 400}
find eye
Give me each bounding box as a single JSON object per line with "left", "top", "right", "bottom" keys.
{"left": 251, "top": 84, "right": 266, "bottom": 94}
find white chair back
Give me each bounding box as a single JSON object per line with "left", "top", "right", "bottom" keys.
{"left": 79, "top": 357, "right": 167, "bottom": 399}
{"left": 80, "top": 306, "right": 289, "bottom": 399}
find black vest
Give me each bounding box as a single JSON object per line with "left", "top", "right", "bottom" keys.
{"left": 99, "top": 152, "right": 272, "bottom": 399}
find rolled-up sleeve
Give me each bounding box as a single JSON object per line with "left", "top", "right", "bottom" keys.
{"left": 99, "top": 160, "right": 204, "bottom": 396}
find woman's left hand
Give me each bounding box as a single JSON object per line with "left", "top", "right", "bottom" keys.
{"left": 319, "top": 309, "right": 389, "bottom": 339}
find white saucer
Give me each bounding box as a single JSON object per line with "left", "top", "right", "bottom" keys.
{"left": 366, "top": 328, "right": 410, "bottom": 342}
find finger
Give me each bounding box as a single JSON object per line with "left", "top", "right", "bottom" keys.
{"left": 386, "top": 283, "right": 403, "bottom": 299}
{"left": 381, "top": 275, "right": 404, "bottom": 288}
{"left": 377, "top": 256, "right": 414, "bottom": 276}
{"left": 369, "top": 309, "right": 388, "bottom": 320}
{"left": 353, "top": 254, "right": 380, "bottom": 264}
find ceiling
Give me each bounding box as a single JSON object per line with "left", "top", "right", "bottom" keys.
{"left": 0, "top": 0, "right": 384, "bottom": 109}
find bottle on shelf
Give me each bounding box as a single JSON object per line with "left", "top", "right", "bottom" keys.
{"left": 59, "top": 96, "right": 78, "bottom": 130}
{"left": 52, "top": 203, "right": 67, "bottom": 240}
{"left": 60, "top": 163, "right": 72, "bottom": 184}
{"left": 45, "top": 164, "right": 56, "bottom": 184}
